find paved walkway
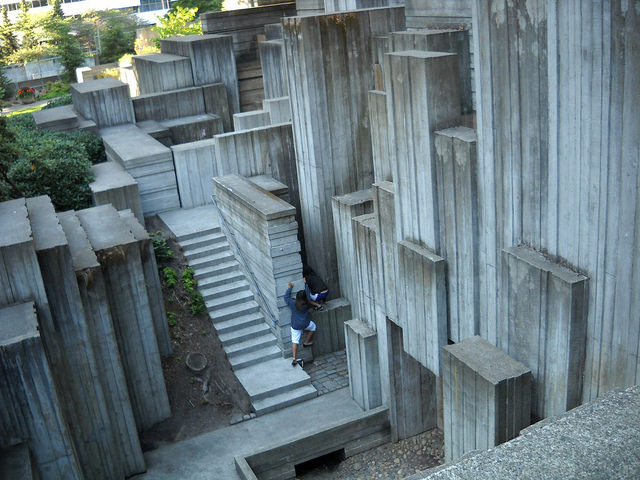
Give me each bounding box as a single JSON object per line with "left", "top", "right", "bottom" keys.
{"left": 306, "top": 350, "right": 349, "bottom": 395}
{"left": 132, "top": 387, "right": 362, "bottom": 480}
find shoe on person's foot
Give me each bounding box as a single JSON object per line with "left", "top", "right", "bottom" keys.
{"left": 303, "top": 342, "right": 313, "bottom": 348}
{"left": 297, "top": 359, "right": 304, "bottom": 368}
{"left": 291, "top": 359, "right": 297, "bottom": 367}
{"left": 314, "top": 305, "right": 324, "bottom": 311}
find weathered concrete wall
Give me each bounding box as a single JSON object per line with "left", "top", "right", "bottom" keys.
{"left": 385, "top": 49, "right": 461, "bottom": 252}
{"left": 70, "top": 78, "right": 134, "bottom": 128}
{"left": 26, "top": 196, "right": 119, "bottom": 480}
{"left": 405, "top": 0, "right": 472, "bottom": 29}
{"left": 161, "top": 34, "right": 240, "bottom": 113}
{"left": 233, "top": 110, "right": 271, "bottom": 130}
{"left": 161, "top": 113, "right": 224, "bottom": 144}
{"left": 368, "top": 90, "right": 392, "bottom": 183}
{"left": 331, "top": 189, "right": 373, "bottom": 308}
{"left": 345, "top": 319, "right": 382, "bottom": 410}
{"left": 372, "top": 181, "right": 398, "bottom": 322}
{"left": 213, "top": 174, "right": 303, "bottom": 353}
{"left": 58, "top": 211, "right": 145, "bottom": 477}
{"left": 442, "top": 336, "right": 532, "bottom": 463}
{"left": 397, "top": 239, "right": 447, "bottom": 376}
{"left": 309, "top": 297, "right": 351, "bottom": 356}
{"left": 90, "top": 161, "right": 144, "bottom": 225}
{"left": 433, "top": 127, "right": 479, "bottom": 342}
{"left": 132, "top": 53, "right": 194, "bottom": 95}
{"left": 77, "top": 205, "right": 170, "bottom": 431}
{"left": 473, "top": 0, "right": 640, "bottom": 402}
{"left": 352, "top": 214, "right": 383, "bottom": 327}
{"left": 171, "top": 138, "right": 218, "bottom": 209}
{"left": 0, "top": 443, "right": 39, "bottom": 480}
{"left": 501, "top": 246, "right": 588, "bottom": 420}
{"left": 283, "top": 7, "right": 405, "bottom": 294}
{"left": 263, "top": 97, "right": 291, "bottom": 124}
{"left": 259, "top": 39, "right": 289, "bottom": 99}
{"left": 0, "top": 303, "right": 83, "bottom": 480}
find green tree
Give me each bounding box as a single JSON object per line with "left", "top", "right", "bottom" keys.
{"left": 45, "top": 12, "right": 84, "bottom": 82}
{"left": 0, "top": 8, "right": 19, "bottom": 62}
{"left": 0, "top": 116, "right": 22, "bottom": 199}
{"left": 152, "top": 6, "right": 202, "bottom": 48}
{"left": 50, "top": 0, "right": 64, "bottom": 19}
{"left": 98, "top": 16, "right": 138, "bottom": 64}
{"left": 168, "top": 0, "right": 223, "bottom": 17}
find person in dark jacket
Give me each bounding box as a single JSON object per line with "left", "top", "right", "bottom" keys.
{"left": 303, "top": 266, "right": 329, "bottom": 311}
{"left": 284, "top": 282, "right": 316, "bottom": 367}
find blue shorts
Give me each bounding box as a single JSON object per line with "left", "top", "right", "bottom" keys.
{"left": 309, "top": 290, "right": 329, "bottom": 301}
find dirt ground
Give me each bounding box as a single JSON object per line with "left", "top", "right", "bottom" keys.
{"left": 139, "top": 217, "right": 252, "bottom": 451}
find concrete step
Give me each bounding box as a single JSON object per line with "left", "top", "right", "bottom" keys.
{"left": 176, "top": 227, "right": 220, "bottom": 243}
{"left": 201, "top": 280, "right": 250, "bottom": 302}
{"left": 218, "top": 323, "right": 271, "bottom": 346}
{"left": 229, "top": 345, "right": 282, "bottom": 370}
{"left": 183, "top": 241, "right": 229, "bottom": 261}
{"left": 210, "top": 300, "right": 260, "bottom": 323}
{"left": 214, "top": 311, "right": 264, "bottom": 335}
{"left": 252, "top": 384, "right": 318, "bottom": 416}
{"left": 190, "top": 250, "right": 235, "bottom": 270}
{"left": 235, "top": 358, "right": 312, "bottom": 402}
{"left": 206, "top": 290, "right": 254, "bottom": 311}
{"left": 194, "top": 259, "right": 239, "bottom": 281}
{"left": 197, "top": 270, "right": 244, "bottom": 289}
{"left": 179, "top": 231, "right": 225, "bottom": 250}
{"left": 226, "top": 334, "right": 277, "bottom": 358}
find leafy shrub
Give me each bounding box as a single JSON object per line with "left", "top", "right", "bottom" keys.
{"left": 151, "top": 231, "right": 174, "bottom": 267}
{"left": 182, "top": 267, "right": 205, "bottom": 315}
{"left": 0, "top": 69, "right": 14, "bottom": 100}
{"left": 167, "top": 311, "right": 178, "bottom": 327}
{"left": 163, "top": 266, "right": 178, "bottom": 288}
{"left": 38, "top": 81, "right": 71, "bottom": 100}
{"left": 42, "top": 94, "right": 72, "bottom": 110}
{"left": 67, "top": 130, "right": 106, "bottom": 164}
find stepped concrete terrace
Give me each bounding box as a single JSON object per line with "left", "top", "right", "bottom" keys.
{"left": 159, "top": 205, "right": 317, "bottom": 416}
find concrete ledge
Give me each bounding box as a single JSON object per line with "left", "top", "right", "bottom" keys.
{"left": 235, "top": 406, "right": 390, "bottom": 480}
{"left": 90, "top": 161, "right": 144, "bottom": 224}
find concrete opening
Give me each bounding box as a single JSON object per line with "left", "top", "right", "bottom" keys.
{"left": 294, "top": 449, "right": 345, "bottom": 477}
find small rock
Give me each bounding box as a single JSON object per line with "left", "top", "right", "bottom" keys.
{"left": 250, "top": 413, "right": 256, "bottom": 419}
{"left": 352, "top": 462, "right": 361, "bottom": 471}
{"left": 229, "top": 415, "right": 243, "bottom": 425}
{"left": 243, "top": 414, "right": 251, "bottom": 421}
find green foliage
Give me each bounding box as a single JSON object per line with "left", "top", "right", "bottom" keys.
{"left": 182, "top": 267, "right": 205, "bottom": 315}
{"left": 152, "top": 7, "right": 202, "bottom": 48}
{"left": 42, "top": 94, "right": 72, "bottom": 109}
{"left": 67, "top": 130, "right": 106, "bottom": 164}
{"left": 0, "top": 116, "right": 22, "bottom": 198}
{"left": 50, "top": 0, "right": 64, "bottom": 19}
{"left": 37, "top": 80, "right": 70, "bottom": 100}
{"left": 168, "top": 0, "right": 223, "bottom": 16}
{"left": 163, "top": 266, "right": 178, "bottom": 288}
{"left": 151, "top": 231, "right": 174, "bottom": 267}
{"left": 0, "top": 8, "right": 18, "bottom": 60}
{"left": 0, "top": 113, "right": 94, "bottom": 211}
{"left": 99, "top": 16, "right": 137, "bottom": 64}
{"left": 167, "top": 311, "right": 178, "bottom": 327}
{"left": 0, "top": 68, "right": 13, "bottom": 100}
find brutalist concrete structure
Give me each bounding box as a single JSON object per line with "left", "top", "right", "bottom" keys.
{"left": 90, "top": 161, "right": 144, "bottom": 225}
{"left": 345, "top": 319, "right": 382, "bottom": 410}
{"left": 132, "top": 53, "right": 195, "bottom": 95}
{"left": 442, "top": 336, "right": 532, "bottom": 463}
{"left": 70, "top": 78, "right": 135, "bottom": 128}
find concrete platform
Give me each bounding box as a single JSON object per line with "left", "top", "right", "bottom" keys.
{"left": 132, "top": 388, "right": 363, "bottom": 479}
{"left": 158, "top": 205, "right": 220, "bottom": 240}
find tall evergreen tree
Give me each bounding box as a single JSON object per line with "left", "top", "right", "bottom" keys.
{"left": 0, "top": 7, "right": 18, "bottom": 61}
{"left": 50, "top": 0, "right": 64, "bottom": 19}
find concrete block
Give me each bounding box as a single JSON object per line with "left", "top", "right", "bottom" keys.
{"left": 26, "top": 196, "right": 120, "bottom": 480}
{"left": 283, "top": 7, "right": 405, "bottom": 292}
{"left": 263, "top": 96, "right": 291, "bottom": 124}
{"left": 434, "top": 126, "right": 479, "bottom": 342}
{"left": 309, "top": 297, "right": 351, "bottom": 356}
{"left": 345, "top": 319, "right": 382, "bottom": 410}
{"left": 352, "top": 213, "right": 383, "bottom": 327}
{"left": 368, "top": 90, "right": 392, "bottom": 182}
{"left": 385, "top": 49, "right": 460, "bottom": 250}
{"left": 0, "top": 303, "right": 82, "bottom": 480}
{"left": 76, "top": 204, "right": 170, "bottom": 431}
{"left": 132, "top": 53, "right": 194, "bottom": 95}
{"left": 161, "top": 34, "right": 240, "bottom": 112}
{"left": 501, "top": 246, "right": 588, "bottom": 419}
{"left": 90, "top": 161, "right": 144, "bottom": 225}
{"left": 331, "top": 189, "right": 373, "bottom": 304}
{"left": 0, "top": 444, "right": 38, "bottom": 480}
{"left": 70, "top": 78, "right": 135, "bottom": 128}
{"left": 32, "top": 104, "right": 79, "bottom": 132}
{"left": 404, "top": 0, "right": 472, "bottom": 29}
{"left": 160, "top": 113, "right": 224, "bottom": 144}
{"left": 132, "top": 86, "right": 205, "bottom": 122}
{"left": 442, "top": 336, "right": 533, "bottom": 462}
{"left": 397, "top": 239, "right": 447, "bottom": 376}
{"left": 171, "top": 138, "right": 218, "bottom": 209}
{"left": 202, "top": 82, "right": 233, "bottom": 132}
{"left": 248, "top": 174, "right": 289, "bottom": 202}
{"left": 57, "top": 211, "right": 145, "bottom": 476}
{"left": 259, "top": 39, "right": 288, "bottom": 99}
{"left": 372, "top": 181, "right": 398, "bottom": 322}
{"left": 233, "top": 109, "right": 271, "bottom": 130}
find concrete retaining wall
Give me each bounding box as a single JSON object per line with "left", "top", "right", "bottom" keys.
{"left": 500, "top": 246, "right": 588, "bottom": 419}
{"left": 259, "top": 39, "right": 288, "bottom": 99}
{"left": 405, "top": 0, "right": 472, "bottom": 29}
{"left": 233, "top": 110, "right": 271, "bottom": 130}
{"left": 0, "top": 302, "right": 82, "bottom": 480}
{"left": 345, "top": 319, "right": 382, "bottom": 410}
{"left": 309, "top": 297, "right": 351, "bottom": 356}
{"left": 283, "top": 7, "right": 405, "bottom": 294}
{"left": 442, "top": 336, "right": 532, "bottom": 462}
{"left": 90, "top": 161, "right": 144, "bottom": 225}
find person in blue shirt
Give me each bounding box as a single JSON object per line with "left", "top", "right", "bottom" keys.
{"left": 303, "top": 266, "right": 329, "bottom": 311}
{"left": 284, "top": 282, "right": 316, "bottom": 367}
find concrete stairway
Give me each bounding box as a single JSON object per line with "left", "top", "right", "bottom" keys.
{"left": 160, "top": 206, "right": 317, "bottom": 416}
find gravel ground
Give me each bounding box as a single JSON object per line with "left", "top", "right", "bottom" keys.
{"left": 297, "top": 428, "right": 444, "bottom": 480}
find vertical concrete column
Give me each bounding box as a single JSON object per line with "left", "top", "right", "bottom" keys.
{"left": 77, "top": 205, "right": 170, "bottom": 431}
{"left": 352, "top": 213, "right": 383, "bottom": 327}
{"left": 118, "top": 210, "right": 172, "bottom": 358}
{"left": 26, "top": 196, "right": 119, "bottom": 480}
{"left": 501, "top": 246, "right": 588, "bottom": 419}
{"left": 283, "top": 7, "right": 405, "bottom": 293}
{"left": 397, "top": 239, "right": 447, "bottom": 376}
{"left": 368, "top": 90, "right": 392, "bottom": 183}
{"left": 385, "top": 49, "right": 460, "bottom": 251}
{"left": 386, "top": 319, "right": 437, "bottom": 441}
{"left": 373, "top": 181, "right": 398, "bottom": 323}
{"left": 331, "top": 189, "right": 373, "bottom": 307}
{"left": 259, "top": 39, "right": 289, "bottom": 99}
{"left": 58, "top": 211, "right": 145, "bottom": 477}
{"left": 442, "top": 336, "right": 533, "bottom": 463}
{"left": 434, "top": 126, "right": 479, "bottom": 342}
{"left": 0, "top": 303, "right": 82, "bottom": 480}
{"left": 345, "top": 319, "right": 382, "bottom": 410}
{"left": 70, "top": 78, "right": 135, "bottom": 128}
{"left": 309, "top": 298, "right": 351, "bottom": 356}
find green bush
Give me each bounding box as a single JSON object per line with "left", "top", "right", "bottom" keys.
{"left": 182, "top": 267, "right": 205, "bottom": 315}
{"left": 38, "top": 80, "right": 71, "bottom": 100}
{"left": 0, "top": 113, "right": 94, "bottom": 211}
{"left": 151, "top": 231, "right": 174, "bottom": 266}
{"left": 67, "top": 129, "right": 106, "bottom": 164}
{"left": 42, "top": 94, "right": 72, "bottom": 110}
{"left": 163, "top": 266, "right": 178, "bottom": 288}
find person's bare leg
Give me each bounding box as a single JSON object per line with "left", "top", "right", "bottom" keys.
{"left": 292, "top": 343, "right": 298, "bottom": 363}
{"left": 304, "top": 331, "right": 314, "bottom": 345}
